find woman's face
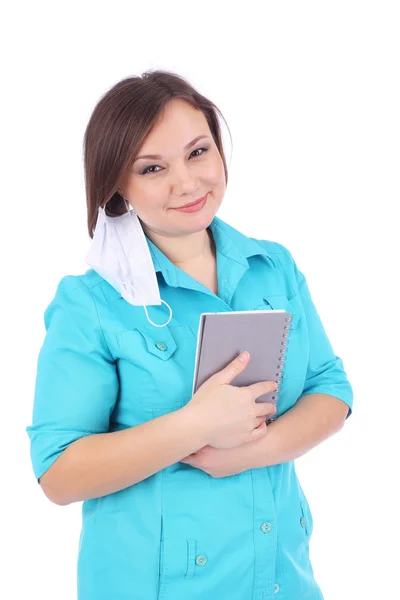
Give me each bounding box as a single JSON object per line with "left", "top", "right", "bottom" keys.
{"left": 118, "top": 98, "right": 226, "bottom": 239}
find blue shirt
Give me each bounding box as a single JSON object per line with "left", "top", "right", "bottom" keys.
{"left": 27, "top": 215, "right": 353, "bottom": 600}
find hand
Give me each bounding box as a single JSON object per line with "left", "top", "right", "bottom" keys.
{"left": 183, "top": 351, "right": 277, "bottom": 449}
{"left": 180, "top": 421, "right": 268, "bottom": 478}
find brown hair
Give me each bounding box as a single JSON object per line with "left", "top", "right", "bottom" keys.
{"left": 83, "top": 70, "right": 232, "bottom": 238}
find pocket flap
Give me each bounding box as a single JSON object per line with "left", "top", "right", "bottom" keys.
{"left": 257, "top": 294, "right": 301, "bottom": 330}
{"left": 118, "top": 324, "right": 178, "bottom": 361}
{"left": 136, "top": 325, "right": 178, "bottom": 360}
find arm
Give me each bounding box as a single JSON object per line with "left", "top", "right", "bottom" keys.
{"left": 183, "top": 245, "right": 354, "bottom": 477}
{"left": 26, "top": 276, "right": 208, "bottom": 506}
{"left": 252, "top": 392, "right": 348, "bottom": 468}
{"left": 179, "top": 393, "right": 348, "bottom": 477}
{"left": 40, "top": 406, "right": 207, "bottom": 505}
{"left": 254, "top": 244, "right": 353, "bottom": 466}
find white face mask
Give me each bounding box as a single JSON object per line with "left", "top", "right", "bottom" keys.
{"left": 85, "top": 200, "right": 172, "bottom": 328}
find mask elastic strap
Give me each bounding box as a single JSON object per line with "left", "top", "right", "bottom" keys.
{"left": 143, "top": 300, "right": 173, "bottom": 328}
{"left": 122, "top": 282, "right": 173, "bottom": 328}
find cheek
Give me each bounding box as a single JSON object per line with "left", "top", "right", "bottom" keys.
{"left": 131, "top": 180, "right": 166, "bottom": 205}
{"left": 127, "top": 189, "right": 167, "bottom": 225}
{"left": 203, "top": 159, "right": 226, "bottom": 186}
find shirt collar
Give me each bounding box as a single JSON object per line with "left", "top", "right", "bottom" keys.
{"left": 145, "top": 215, "right": 276, "bottom": 288}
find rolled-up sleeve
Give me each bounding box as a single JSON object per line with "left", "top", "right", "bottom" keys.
{"left": 278, "top": 244, "right": 353, "bottom": 419}
{"left": 26, "top": 276, "right": 119, "bottom": 482}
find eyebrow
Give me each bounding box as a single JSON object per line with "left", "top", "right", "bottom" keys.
{"left": 134, "top": 135, "right": 210, "bottom": 162}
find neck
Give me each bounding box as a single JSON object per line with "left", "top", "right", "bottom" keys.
{"left": 142, "top": 225, "right": 216, "bottom": 269}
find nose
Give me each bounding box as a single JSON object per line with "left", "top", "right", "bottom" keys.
{"left": 170, "top": 162, "right": 198, "bottom": 196}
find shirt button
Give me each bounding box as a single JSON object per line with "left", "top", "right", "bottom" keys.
{"left": 274, "top": 583, "right": 280, "bottom": 593}
{"left": 155, "top": 342, "right": 167, "bottom": 351}
{"left": 260, "top": 522, "right": 273, "bottom": 533}
{"left": 195, "top": 555, "right": 207, "bottom": 566}
{"left": 300, "top": 516, "right": 306, "bottom": 528}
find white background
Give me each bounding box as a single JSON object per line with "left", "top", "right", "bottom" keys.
{"left": 1, "top": 1, "right": 399, "bottom": 599}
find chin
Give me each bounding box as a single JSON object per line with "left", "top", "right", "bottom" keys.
{"left": 182, "top": 207, "right": 218, "bottom": 233}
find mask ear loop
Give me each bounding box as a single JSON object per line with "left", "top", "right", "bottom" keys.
{"left": 122, "top": 281, "right": 173, "bottom": 328}
{"left": 120, "top": 199, "right": 172, "bottom": 327}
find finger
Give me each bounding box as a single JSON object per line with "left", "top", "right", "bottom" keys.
{"left": 247, "top": 380, "right": 278, "bottom": 400}
{"left": 211, "top": 351, "right": 251, "bottom": 386}
{"left": 254, "top": 402, "right": 277, "bottom": 418}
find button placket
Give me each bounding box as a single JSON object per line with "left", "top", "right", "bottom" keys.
{"left": 300, "top": 501, "right": 309, "bottom": 536}
{"left": 260, "top": 522, "right": 273, "bottom": 534}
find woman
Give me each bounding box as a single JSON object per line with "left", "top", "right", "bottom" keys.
{"left": 27, "top": 70, "right": 353, "bottom": 600}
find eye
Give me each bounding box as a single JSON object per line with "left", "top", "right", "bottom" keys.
{"left": 140, "top": 147, "right": 209, "bottom": 175}
{"left": 140, "top": 165, "right": 162, "bottom": 175}
{"left": 190, "top": 147, "right": 209, "bottom": 158}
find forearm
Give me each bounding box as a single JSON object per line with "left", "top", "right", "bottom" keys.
{"left": 39, "top": 407, "right": 207, "bottom": 506}
{"left": 253, "top": 393, "right": 349, "bottom": 468}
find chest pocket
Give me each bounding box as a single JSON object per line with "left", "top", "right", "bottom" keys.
{"left": 254, "top": 293, "right": 306, "bottom": 379}
{"left": 117, "top": 323, "right": 196, "bottom": 412}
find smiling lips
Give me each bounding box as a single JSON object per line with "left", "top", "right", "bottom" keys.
{"left": 172, "top": 193, "right": 208, "bottom": 213}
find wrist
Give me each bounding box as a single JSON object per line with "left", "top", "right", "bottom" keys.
{"left": 251, "top": 424, "right": 273, "bottom": 469}
{"left": 178, "top": 403, "right": 210, "bottom": 449}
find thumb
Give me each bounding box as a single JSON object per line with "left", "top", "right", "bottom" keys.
{"left": 214, "top": 351, "right": 250, "bottom": 386}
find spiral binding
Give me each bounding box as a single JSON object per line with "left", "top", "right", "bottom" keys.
{"left": 266, "top": 312, "right": 293, "bottom": 424}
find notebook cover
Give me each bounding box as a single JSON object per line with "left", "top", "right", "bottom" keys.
{"left": 192, "top": 310, "right": 291, "bottom": 410}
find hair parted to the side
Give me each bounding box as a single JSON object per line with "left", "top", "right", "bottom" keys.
{"left": 83, "top": 70, "right": 232, "bottom": 238}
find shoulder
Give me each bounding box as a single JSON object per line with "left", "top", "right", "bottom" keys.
{"left": 44, "top": 269, "right": 106, "bottom": 326}
{"left": 250, "top": 237, "right": 297, "bottom": 274}
{"left": 55, "top": 268, "right": 105, "bottom": 295}
{"left": 250, "top": 238, "right": 295, "bottom": 262}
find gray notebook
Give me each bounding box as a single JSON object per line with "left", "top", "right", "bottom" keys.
{"left": 192, "top": 309, "right": 293, "bottom": 419}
